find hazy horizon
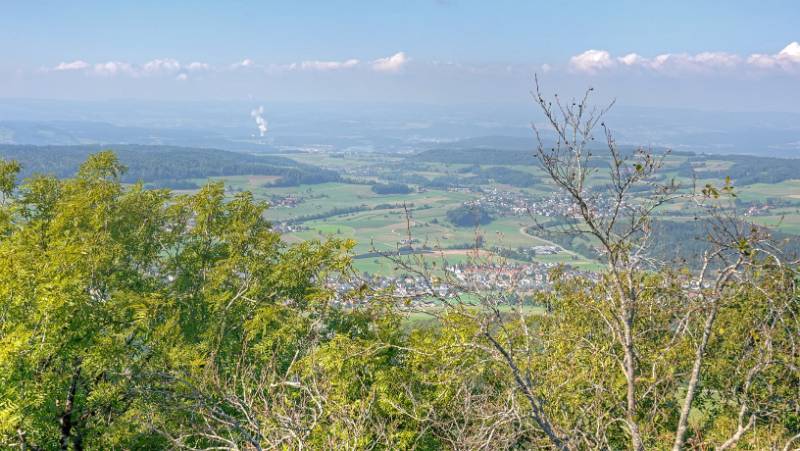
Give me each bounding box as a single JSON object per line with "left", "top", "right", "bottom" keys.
{"left": 2, "top": 98, "right": 799, "bottom": 156}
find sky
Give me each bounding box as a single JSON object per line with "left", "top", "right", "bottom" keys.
{"left": 1, "top": 0, "right": 799, "bottom": 111}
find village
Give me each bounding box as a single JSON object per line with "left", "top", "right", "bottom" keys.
{"left": 463, "top": 187, "right": 621, "bottom": 219}
{"left": 326, "top": 259, "right": 596, "bottom": 307}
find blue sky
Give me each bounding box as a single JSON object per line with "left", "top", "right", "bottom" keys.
{"left": 2, "top": 1, "right": 799, "bottom": 110}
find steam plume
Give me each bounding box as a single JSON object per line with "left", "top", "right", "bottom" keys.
{"left": 250, "top": 106, "right": 268, "bottom": 137}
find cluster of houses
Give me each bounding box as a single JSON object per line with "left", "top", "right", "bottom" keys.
{"left": 325, "top": 260, "right": 595, "bottom": 305}
{"left": 463, "top": 188, "right": 580, "bottom": 218}
{"left": 267, "top": 194, "right": 303, "bottom": 208}
{"left": 464, "top": 188, "right": 620, "bottom": 219}
{"left": 447, "top": 262, "right": 551, "bottom": 291}
{"left": 512, "top": 245, "right": 561, "bottom": 258}
{"left": 272, "top": 222, "right": 308, "bottom": 233}
{"left": 743, "top": 203, "right": 774, "bottom": 217}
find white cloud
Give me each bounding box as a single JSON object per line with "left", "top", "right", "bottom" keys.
{"left": 747, "top": 41, "right": 800, "bottom": 71}
{"left": 54, "top": 60, "right": 90, "bottom": 71}
{"left": 781, "top": 41, "right": 800, "bottom": 61}
{"left": 186, "top": 61, "right": 210, "bottom": 71}
{"left": 142, "top": 58, "right": 181, "bottom": 75}
{"left": 540, "top": 63, "right": 552, "bottom": 73}
{"left": 569, "top": 49, "right": 614, "bottom": 73}
{"left": 93, "top": 61, "right": 135, "bottom": 76}
{"left": 51, "top": 58, "right": 212, "bottom": 77}
{"left": 232, "top": 58, "right": 255, "bottom": 69}
{"left": 44, "top": 52, "right": 419, "bottom": 78}
{"left": 572, "top": 42, "right": 800, "bottom": 75}
{"left": 747, "top": 53, "right": 777, "bottom": 69}
{"left": 648, "top": 54, "right": 671, "bottom": 70}
{"left": 250, "top": 106, "right": 268, "bottom": 137}
{"left": 300, "top": 58, "right": 359, "bottom": 71}
{"left": 692, "top": 52, "right": 741, "bottom": 67}
{"left": 175, "top": 73, "right": 188, "bottom": 81}
{"left": 617, "top": 53, "right": 643, "bottom": 66}
{"left": 640, "top": 52, "right": 741, "bottom": 73}
{"left": 372, "top": 52, "right": 409, "bottom": 72}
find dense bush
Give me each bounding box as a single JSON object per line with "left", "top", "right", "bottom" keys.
{"left": 446, "top": 204, "right": 494, "bottom": 227}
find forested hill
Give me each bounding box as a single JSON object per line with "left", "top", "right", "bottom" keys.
{"left": 0, "top": 144, "right": 340, "bottom": 187}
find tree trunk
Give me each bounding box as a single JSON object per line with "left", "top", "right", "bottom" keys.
{"left": 59, "top": 365, "right": 81, "bottom": 451}
{"left": 672, "top": 303, "right": 718, "bottom": 451}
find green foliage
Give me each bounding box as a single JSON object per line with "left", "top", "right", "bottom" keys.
{"left": 0, "top": 159, "right": 20, "bottom": 231}
{"left": 0, "top": 152, "right": 354, "bottom": 449}
{"left": 0, "top": 159, "right": 20, "bottom": 196}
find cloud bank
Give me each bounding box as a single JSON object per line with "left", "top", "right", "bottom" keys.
{"left": 569, "top": 42, "right": 800, "bottom": 75}
{"left": 48, "top": 52, "right": 409, "bottom": 79}
{"left": 53, "top": 60, "right": 90, "bottom": 71}
{"left": 299, "top": 58, "right": 360, "bottom": 71}
{"left": 748, "top": 42, "right": 800, "bottom": 70}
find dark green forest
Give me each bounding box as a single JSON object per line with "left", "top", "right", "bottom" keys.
{"left": 0, "top": 144, "right": 340, "bottom": 187}
{"left": 371, "top": 182, "right": 413, "bottom": 194}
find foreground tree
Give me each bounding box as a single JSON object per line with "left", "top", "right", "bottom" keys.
{"left": 0, "top": 152, "right": 356, "bottom": 449}
{"left": 529, "top": 81, "right": 799, "bottom": 450}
